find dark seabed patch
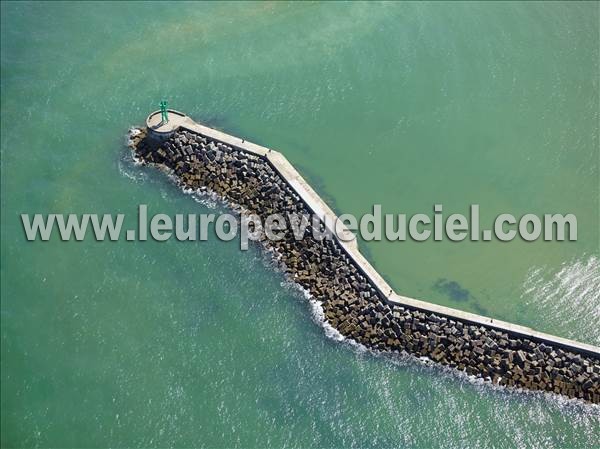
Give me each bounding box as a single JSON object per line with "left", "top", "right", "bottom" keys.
{"left": 433, "top": 278, "right": 471, "bottom": 302}
{"left": 470, "top": 301, "right": 490, "bottom": 317}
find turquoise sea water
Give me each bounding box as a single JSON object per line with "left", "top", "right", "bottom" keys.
{"left": 1, "top": 1, "right": 599, "bottom": 447}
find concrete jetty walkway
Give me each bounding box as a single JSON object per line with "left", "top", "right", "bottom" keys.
{"left": 147, "top": 110, "right": 600, "bottom": 359}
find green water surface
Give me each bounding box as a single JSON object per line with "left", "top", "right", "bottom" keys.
{"left": 1, "top": 2, "right": 599, "bottom": 447}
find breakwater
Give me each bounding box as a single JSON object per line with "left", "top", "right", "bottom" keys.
{"left": 128, "top": 110, "right": 600, "bottom": 403}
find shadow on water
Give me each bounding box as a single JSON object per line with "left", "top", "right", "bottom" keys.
{"left": 195, "top": 113, "right": 274, "bottom": 150}
{"left": 354, "top": 240, "right": 400, "bottom": 294}
{"left": 293, "top": 162, "right": 342, "bottom": 216}
{"left": 197, "top": 114, "right": 237, "bottom": 134}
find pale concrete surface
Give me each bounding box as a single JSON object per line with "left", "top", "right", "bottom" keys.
{"left": 147, "top": 109, "right": 188, "bottom": 134}
{"left": 158, "top": 112, "right": 600, "bottom": 358}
